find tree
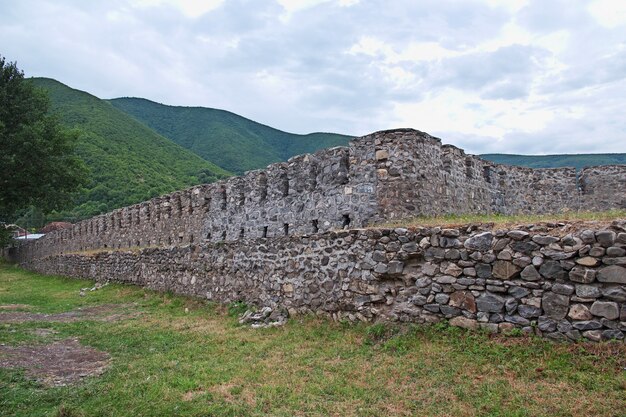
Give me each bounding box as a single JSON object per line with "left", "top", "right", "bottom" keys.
{"left": 0, "top": 56, "right": 87, "bottom": 245}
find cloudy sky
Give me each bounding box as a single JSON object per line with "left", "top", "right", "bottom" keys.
{"left": 1, "top": 0, "right": 626, "bottom": 154}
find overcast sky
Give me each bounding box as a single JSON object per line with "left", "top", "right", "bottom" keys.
{"left": 1, "top": 0, "right": 626, "bottom": 154}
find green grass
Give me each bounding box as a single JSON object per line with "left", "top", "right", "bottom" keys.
{"left": 378, "top": 210, "right": 626, "bottom": 229}
{"left": 1, "top": 263, "right": 625, "bottom": 416}
{"left": 109, "top": 97, "right": 352, "bottom": 175}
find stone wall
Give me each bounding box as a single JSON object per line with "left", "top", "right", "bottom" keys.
{"left": 370, "top": 129, "right": 586, "bottom": 219}
{"left": 580, "top": 165, "right": 626, "bottom": 211}
{"left": 13, "top": 129, "right": 626, "bottom": 263}
{"left": 15, "top": 222, "right": 626, "bottom": 342}
{"left": 17, "top": 141, "right": 381, "bottom": 260}
{"left": 7, "top": 128, "right": 626, "bottom": 341}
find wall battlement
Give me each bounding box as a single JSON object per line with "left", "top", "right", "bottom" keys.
{"left": 10, "top": 128, "right": 626, "bottom": 263}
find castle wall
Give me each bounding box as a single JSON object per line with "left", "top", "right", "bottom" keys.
{"left": 11, "top": 129, "right": 626, "bottom": 263}
{"left": 17, "top": 143, "right": 379, "bottom": 260}
{"left": 16, "top": 223, "right": 626, "bottom": 342}
{"left": 579, "top": 165, "right": 626, "bottom": 211}
{"left": 370, "top": 129, "right": 582, "bottom": 219}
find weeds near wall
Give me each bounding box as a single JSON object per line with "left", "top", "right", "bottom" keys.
{"left": 227, "top": 301, "right": 249, "bottom": 317}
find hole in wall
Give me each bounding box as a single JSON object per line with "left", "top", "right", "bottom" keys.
{"left": 165, "top": 198, "right": 172, "bottom": 218}
{"left": 220, "top": 189, "right": 227, "bottom": 210}
{"left": 465, "top": 157, "right": 474, "bottom": 179}
{"left": 308, "top": 163, "right": 318, "bottom": 191}
{"left": 483, "top": 166, "right": 492, "bottom": 184}
{"left": 259, "top": 173, "right": 268, "bottom": 202}
{"left": 280, "top": 172, "right": 289, "bottom": 196}
{"left": 342, "top": 214, "right": 351, "bottom": 229}
{"left": 338, "top": 152, "right": 350, "bottom": 184}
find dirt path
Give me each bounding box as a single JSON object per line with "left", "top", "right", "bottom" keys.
{"left": 0, "top": 303, "right": 140, "bottom": 323}
{"left": 0, "top": 303, "right": 141, "bottom": 386}
{"left": 0, "top": 338, "right": 110, "bottom": 386}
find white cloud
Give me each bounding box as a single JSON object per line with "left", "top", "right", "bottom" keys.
{"left": 0, "top": 0, "right": 625, "bottom": 154}
{"left": 588, "top": 0, "right": 626, "bottom": 28}
{"left": 131, "top": 0, "right": 225, "bottom": 18}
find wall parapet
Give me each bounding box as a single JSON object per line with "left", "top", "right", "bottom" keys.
{"left": 16, "top": 221, "right": 626, "bottom": 342}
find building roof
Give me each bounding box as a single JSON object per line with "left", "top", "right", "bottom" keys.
{"left": 39, "top": 222, "right": 73, "bottom": 234}
{"left": 15, "top": 234, "right": 45, "bottom": 240}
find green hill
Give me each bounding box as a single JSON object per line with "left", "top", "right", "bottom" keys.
{"left": 109, "top": 97, "right": 352, "bottom": 174}
{"left": 480, "top": 153, "right": 626, "bottom": 170}
{"left": 31, "top": 78, "right": 230, "bottom": 221}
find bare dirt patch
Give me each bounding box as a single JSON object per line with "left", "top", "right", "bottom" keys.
{"left": 0, "top": 303, "right": 140, "bottom": 324}
{"left": 0, "top": 338, "right": 110, "bottom": 386}
{"left": 207, "top": 381, "right": 257, "bottom": 407}
{"left": 0, "top": 304, "right": 32, "bottom": 311}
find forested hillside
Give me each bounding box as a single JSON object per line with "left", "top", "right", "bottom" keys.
{"left": 481, "top": 153, "right": 626, "bottom": 170}
{"left": 31, "top": 78, "right": 230, "bottom": 221}
{"left": 109, "top": 97, "right": 352, "bottom": 174}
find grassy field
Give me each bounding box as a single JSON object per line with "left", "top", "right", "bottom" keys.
{"left": 0, "top": 263, "right": 625, "bottom": 417}
{"left": 378, "top": 210, "right": 626, "bottom": 229}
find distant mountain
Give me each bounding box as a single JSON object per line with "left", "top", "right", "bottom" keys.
{"left": 109, "top": 97, "right": 352, "bottom": 174}
{"left": 480, "top": 153, "right": 626, "bottom": 170}
{"left": 31, "top": 78, "right": 230, "bottom": 220}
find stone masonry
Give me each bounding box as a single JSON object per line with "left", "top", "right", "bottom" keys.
{"left": 6, "top": 128, "right": 626, "bottom": 341}
{"left": 11, "top": 129, "right": 626, "bottom": 261}
{"left": 15, "top": 222, "right": 626, "bottom": 342}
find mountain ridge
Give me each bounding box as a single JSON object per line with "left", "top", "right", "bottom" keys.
{"left": 108, "top": 97, "right": 353, "bottom": 174}
{"left": 480, "top": 153, "right": 626, "bottom": 171}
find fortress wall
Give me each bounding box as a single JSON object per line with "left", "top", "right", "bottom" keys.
{"left": 201, "top": 145, "right": 377, "bottom": 241}
{"left": 9, "top": 129, "right": 626, "bottom": 265}
{"left": 491, "top": 165, "right": 580, "bottom": 214}
{"left": 579, "top": 165, "right": 626, "bottom": 211}
{"left": 17, "top": 223, "right": 626, "bottom": 342}
{"left": 15, "top": 142, "right": 380, "bottom": 262}
{"left": 21, "top": 183, "right": 215, "bottom": 257}
{"left": 371, "top": 129, "right": 582, "bottom": 219}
